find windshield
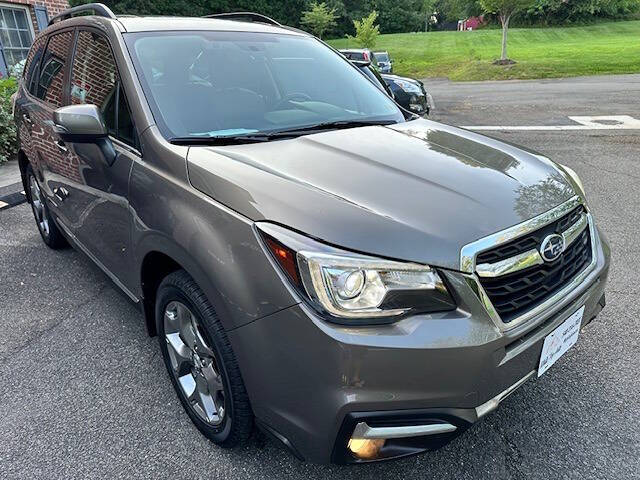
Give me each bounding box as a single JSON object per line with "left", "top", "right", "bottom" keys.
{"left": 125, "top": 32, "right": 403, "bottom": 140}
{"left": 375, "top": 53, "right": 389, "bottom": 62}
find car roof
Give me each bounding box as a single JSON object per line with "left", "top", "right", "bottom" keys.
{"left": 338, "top": 48, "right": 370, "bottom": 53}
{"left": 115, "top": 16, "right": 304, "bottom": 34}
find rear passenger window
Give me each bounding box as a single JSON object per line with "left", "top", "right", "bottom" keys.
{"left": 35, "top": 31, "right": 73, "bottom": 107}
{"left": 71, "top": 30, "right": 138, "bottom": 148}
{"left": 23, "top": 35, "right": 47, "bottom": 96}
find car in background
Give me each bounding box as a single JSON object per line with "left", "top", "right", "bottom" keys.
{"left": 339, "top": 48, "right": 375, "bottom": 63}
{"left": 349, "top": 59, "right": 431, "bottom": 116}
{"left": 382, "top": 74, "right": 433, "bottom": 116}
{"left": 351, "top": 60, "right": 395, "bottom": 99}
{"left": 373, "top": 51, "right": 393, "bottom": 73}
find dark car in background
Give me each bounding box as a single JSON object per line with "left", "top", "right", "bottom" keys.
{"left": 373, "top": 51, "right": 393, "bottom": 73}
{"left": 351, "top": 60, "right": 395, "bottom": 99}
{"left": 382, "top": 74, "right": 433, "bottom": 116}
{"left": 350, "top": 59, "right": 432, "bottom": 116}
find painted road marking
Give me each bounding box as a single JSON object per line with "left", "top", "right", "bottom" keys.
{"left": 462, "top": 115, "right": 640, "bottom": 131}
{"left": 0, "top": 200, "right": 7, "bottom": 208}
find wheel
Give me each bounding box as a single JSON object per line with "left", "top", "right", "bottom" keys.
{"left": 156, "top": 270, "right": 253, "bottom": 447}
{"left": 26, "top": 164, "right": 68, "bottom": 249}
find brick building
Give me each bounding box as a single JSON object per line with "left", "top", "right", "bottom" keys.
{"left": 0, "top": 0, "right": 69, "bottom": 77}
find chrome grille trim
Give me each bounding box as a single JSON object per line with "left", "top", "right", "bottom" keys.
{"left": 474, "top": 210, "right": 588, "bottom": 280}
{"left": 562, "top": 212, "right": 588, "bottom": 248}
{"left": 476, "top": 249, "right": 543, "bottom": 278}
{"left": 459, "top": 196, "right": 598, "bottom": 331}
{"left": 460, "top": 196, "right": 583, "bottom": 273}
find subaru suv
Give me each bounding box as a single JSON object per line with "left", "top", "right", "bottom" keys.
{"left": 14, "top": 4, "right": 610, "bottom": 464}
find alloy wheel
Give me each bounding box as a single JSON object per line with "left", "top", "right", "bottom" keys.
{"left": 29, "top": 175, "right": 49, "bottom": 237}
{"left": 164, "top": 301, "right": 226, "bottom": 426}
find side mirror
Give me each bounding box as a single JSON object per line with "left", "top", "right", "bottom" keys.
{"left": 54, "top": 104, "right": 108, "bottom": 142}
{"left": 54, "top": 104, "right": 117, "bottom": 166}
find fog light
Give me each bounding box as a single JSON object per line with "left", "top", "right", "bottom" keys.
{"left": 347, "top": 438, "right": 385, "bottom": 460}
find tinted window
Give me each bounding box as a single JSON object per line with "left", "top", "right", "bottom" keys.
{"left": 24, "top": 35, "right": 47, "bottom": 95}
{"left": 70, "top": 31, "right": 117, "bottom": 110}
{"left": 71, "top": 30, "right": 137, "bottom": 147}
{"left": 35, "top": 31, "right": 73, "bottom": 107}
{"left": 127, "top": 32, "right": 402, "bottom": 140}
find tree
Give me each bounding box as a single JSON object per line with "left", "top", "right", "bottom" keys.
{"left": 478, "top": 0, "right": 535, "bottom": 62}
{"left": 349, "top": 10, "right": 380, "bottom": 48}
{"left": 301, "top": 2, "right": 338, "bottom": 38}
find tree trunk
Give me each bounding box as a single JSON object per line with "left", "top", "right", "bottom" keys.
{"left": 500, "top": 15, "right": 510, "bottom": 61}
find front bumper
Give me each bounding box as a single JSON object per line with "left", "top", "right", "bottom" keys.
{"left": 228, "top": 228, "right": 610, "bottom": 464}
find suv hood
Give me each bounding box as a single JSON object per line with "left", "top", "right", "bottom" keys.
{"left": 187, "top": 119, "right": 575, "bottom": 270}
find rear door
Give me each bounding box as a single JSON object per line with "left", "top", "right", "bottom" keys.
{"left": 26, "top": 28, "right": 74, "bottom": 216}
{"left": 15, "top": 33, "right": 47, "bottom": 168}
{"left": 62, "top": 28, "right": 138, "bottom": 290}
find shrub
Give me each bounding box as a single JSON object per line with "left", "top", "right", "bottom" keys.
{"left": 349, "top": 11, "right": 380, "bottom": 49}
{"left": 0, "top": 78, "right": 18, "bottom": 165}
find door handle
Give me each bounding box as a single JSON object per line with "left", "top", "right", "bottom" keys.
{"left": 55, "top": 140, "right": 68, "bottom": 154}
{"left": 53, "top": 186, "right": 69, "bottom": 202}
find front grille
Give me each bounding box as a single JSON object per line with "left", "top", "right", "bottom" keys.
{"left": 476, "top": 206, "right": 583, "bottom": 265}
{"left": 477, "top": 207, "right": 592, "bottom": 323}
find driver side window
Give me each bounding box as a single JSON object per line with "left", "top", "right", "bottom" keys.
{"left": 70, "top": 30, "right": 139, "bottom": 149}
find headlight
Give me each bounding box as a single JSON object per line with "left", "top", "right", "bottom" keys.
{"left": 560, "top": 164, "right": 586, "bottom": 197}
{"left": 259, "top": 225, "right": 456, "bottom": 323}
{"left": 393, "top": 79, "right": 422, "bottom": 94}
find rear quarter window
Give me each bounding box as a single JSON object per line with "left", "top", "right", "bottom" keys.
{"left": 23, "top": 35, "right": 47, "bottom": 96}
{"left": 34, "top": 30, "right": 73, "bottom": 107}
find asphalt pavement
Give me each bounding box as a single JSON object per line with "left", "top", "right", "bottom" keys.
{"left": 1, "top": 74, "right": 639, "bottom": 479}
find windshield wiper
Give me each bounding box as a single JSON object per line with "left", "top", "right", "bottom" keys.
{"left": 169, "top": 135, "right": 274, "bottom": 146}
{"left": 169, "top": 119, "right": 399, "bottom": 146}
{"left": 265, "top": 119, "right": 399, "bottom": 137}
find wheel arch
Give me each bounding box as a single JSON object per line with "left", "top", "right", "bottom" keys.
{"left": 137, "top": 237, "right": 236, "bottom": 337}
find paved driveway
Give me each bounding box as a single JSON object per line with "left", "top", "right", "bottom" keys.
{"left": 1, "top": 75, "right": 639, "bottom": 479}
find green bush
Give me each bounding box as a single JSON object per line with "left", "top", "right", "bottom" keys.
{"left": 0, "top": 78, "right": 18, "bottom": 165}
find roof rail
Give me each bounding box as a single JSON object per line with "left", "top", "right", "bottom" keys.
{"left": 203, "top": 12, "right": 281, "bottom": 27}
{"left": 49, "top": 3, "right": 117, "bottom": 26}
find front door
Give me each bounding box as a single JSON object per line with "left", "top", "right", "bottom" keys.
{"left": 59, "top": 29, "right": 138, "bottom": 290}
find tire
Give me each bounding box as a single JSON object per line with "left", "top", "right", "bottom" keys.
{"left": 26, "top": 164, "right": 68, "bottom": 249}
{"left": 156, "top": 270, "right": 253, "bottom": 447}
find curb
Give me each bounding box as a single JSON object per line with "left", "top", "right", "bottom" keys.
{"left": 0, "top": 183, "right": 27, "bottom": 211}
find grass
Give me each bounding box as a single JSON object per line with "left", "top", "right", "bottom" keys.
{"left": 328, "top": 20, "right": 640, "bottom": 81}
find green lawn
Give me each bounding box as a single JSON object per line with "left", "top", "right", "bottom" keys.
{"left": 328, "top": 21, "right": 640, "bottom": 81}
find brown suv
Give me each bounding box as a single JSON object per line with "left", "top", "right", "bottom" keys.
{"left": 14, "top": 4, "right": 609, "bottom": 464}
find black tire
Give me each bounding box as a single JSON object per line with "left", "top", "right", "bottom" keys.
{"left": 156, "top": 270, "right": 253, "bottom": 447}
{"left": 25, "top": 164, "right": 68, "bottom": 249}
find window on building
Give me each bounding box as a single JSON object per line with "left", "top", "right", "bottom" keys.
{"left": 35, "top": 30, "right": 72, "bottom": 107}
{"left": 0, "top": 5, "right": 34, "bottom": 68}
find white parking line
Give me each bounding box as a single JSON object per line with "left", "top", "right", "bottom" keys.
{"left": 0, "top": 200, "right": 7, "bottom": 208}
{"left": 462, "top": 115, "right": 640, "bottom": 131}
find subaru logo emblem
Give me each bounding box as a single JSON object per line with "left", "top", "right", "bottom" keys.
{"left": 540, "top": 234, "right": 565, "bottom": 262}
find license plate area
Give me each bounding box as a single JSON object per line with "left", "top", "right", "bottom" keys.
{"left": 538, "top": 306, "right": 585, "bottom": 377}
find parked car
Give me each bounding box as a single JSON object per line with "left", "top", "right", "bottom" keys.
{"left": 338, "top": 48, "right": 375, "bottom": 63}
{"left": 382, "top": 73, "right": 434, "bottom": 115}
{"left": 373, "top": 51, "right": 393, "bottom": 73}
{"left": 349, "top": 59, "right": 431, "bottom": 116}
{"left": 15, "top": 4, "right": 610, "bottom": 465}
{"left": 350, "top": 60, "right": 395, "bottom": 99}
